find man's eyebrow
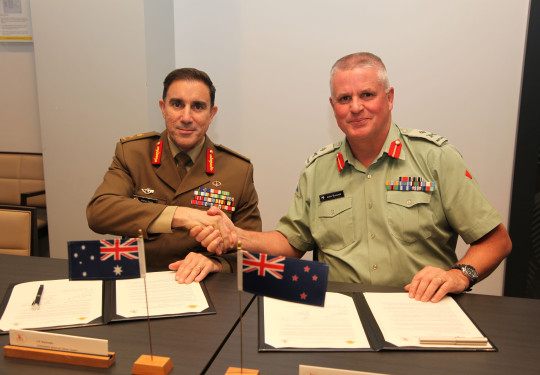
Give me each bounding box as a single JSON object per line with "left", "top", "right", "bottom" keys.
{"left": 168, "top": 98, "right": 184, "bottom": 104}
{"left": 192, "top": 100, "right": 208, "bottom": 107}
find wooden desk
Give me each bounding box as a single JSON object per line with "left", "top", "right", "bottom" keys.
{"left": 206, "top": 283, "right": 540, "bottom": 375}
{"left": 0, "top": 254, "right": 253, "bottom": 375}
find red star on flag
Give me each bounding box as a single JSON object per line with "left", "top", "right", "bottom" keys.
{"left": 312, "top": 275, "right": 318, "bottom": 281}
{"left": 292, "top": 275, "right": 298, "bottom": 281}
{"left": 304, "top": 266, "right": 310, "bottom": 272}
{"left": 300, "top": 292, "right": 307, "bottom": 300}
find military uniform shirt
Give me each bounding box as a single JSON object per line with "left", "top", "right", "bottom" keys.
{"left": 276, "top": 122, "right": 502, "bottom": 286}
{"left": 87, "top": 131, "right": 262, "bottom": 270}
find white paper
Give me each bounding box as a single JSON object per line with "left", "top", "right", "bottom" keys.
{"left": 115, "top": 271, "right": 209, "bottom": 318}
{"left": 299, "top": 365, "right": 389, "bottom": 375}
{"left": 363, "top": 292, "right": 491, "bottom": 348}
{"left": 9, "top": 329, "right": 108, "bottom": 356}
{"left": 0, "top": 279, "right": 102, "bottom": 331}
{"left": 263, "top": 292, "right": 370, "bottom": 349}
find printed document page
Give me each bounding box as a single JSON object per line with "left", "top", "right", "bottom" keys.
{"left": 0, "top": 279, "right": 102, "bottom": 331}
{"left": 363, "top": 292, "right": 491, "bottom": 348}
{"left": 115, "top": 271, "right": 209, "bottom": 318}
{"left": 264, "top": 292, "right": 370, "bottom": 349}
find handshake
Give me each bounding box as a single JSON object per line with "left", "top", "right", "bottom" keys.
{"left": 183, "top": 206, "right": 240, "bottom": 255}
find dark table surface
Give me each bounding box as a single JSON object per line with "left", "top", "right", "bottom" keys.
{"left": 206, "top": 282, "right": 540, "bottom": 375}
{"left": 0, "top": 254, "right": 253, "bottom": 375}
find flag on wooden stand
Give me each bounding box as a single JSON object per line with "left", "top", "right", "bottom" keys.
{"left": 237, "top": 250, "right": 329, "bottom": 307}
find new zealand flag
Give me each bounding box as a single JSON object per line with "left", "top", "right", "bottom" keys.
{"left": 68, "top": 238, "right": 146, "bottom": 280}
{"left": 238, "top": 250, "right": 329, "bottom": 306}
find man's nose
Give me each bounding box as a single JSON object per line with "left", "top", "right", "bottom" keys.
{"left": 181, "top": 106, "right": 193, "bottom": 122}
{"left": 350, "top": 97, "right": 363, "bottom": 113}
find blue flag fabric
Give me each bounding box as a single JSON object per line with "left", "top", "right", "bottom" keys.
{"left": 68, "top": 238, "right": 146, "bottom": 280}
{"left": 238, "top": 250, "right": 329, "bottom": 307}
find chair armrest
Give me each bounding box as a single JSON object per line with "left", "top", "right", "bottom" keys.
{"left": 21, "top": 190, "right": 46, "bottom": 206}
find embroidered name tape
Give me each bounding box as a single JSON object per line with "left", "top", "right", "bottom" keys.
{"left": 319, "top": 191, "right": 345, "bottom": 202}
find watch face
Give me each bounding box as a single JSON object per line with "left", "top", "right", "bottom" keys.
{"left": 462, "top": 265, "right": 478, "bottom": 283}
{"left": 454, "top": 264, "right": 478, "bottom": 285}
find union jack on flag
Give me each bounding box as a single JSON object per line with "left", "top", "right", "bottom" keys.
{"left": 238, "top": 250, "right": 329, "bottom": 307}
{"left": 100, "top": 238, "right": 140, "bottom": 261}
{"left": 68, "top": 238, "right": 146, "bottom": 280}
{"left": 242, "top": 252, "right": 285, "bottom": 279}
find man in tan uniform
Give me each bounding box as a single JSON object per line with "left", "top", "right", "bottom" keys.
{"left": 191, "top": 53, "right": 512, "bottom": 302}
{"left": 87, "top": 68, "right": 262, "bottom": 283}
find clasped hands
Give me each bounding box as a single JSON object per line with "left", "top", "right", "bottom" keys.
{"left": 181, "top": 207, "right": 472, "bottom": 302}
{"left": 168, "top": 206, "right": 236, "bottom": 284}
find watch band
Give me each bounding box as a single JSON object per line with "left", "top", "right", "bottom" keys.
{"left": 451, "top": 264, "right": 478, "bottom": 291}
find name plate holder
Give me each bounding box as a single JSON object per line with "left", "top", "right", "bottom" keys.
{"left": 4, "top": 345, "right": 115, "bottom": 368}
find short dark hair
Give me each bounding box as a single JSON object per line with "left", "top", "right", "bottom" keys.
{"left": 162, "top": 68, "right": 216, "bottom": 106}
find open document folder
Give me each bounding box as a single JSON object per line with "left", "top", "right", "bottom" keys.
{"left": 260, "top": 292, "right": 494, "bottom": 352}
{"left": 0, "top": 271, "right": 215, "bottom": 333}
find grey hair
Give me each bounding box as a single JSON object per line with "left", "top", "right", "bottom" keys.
{"left": 330, "top": 52, "right": 390, "bottom": 96}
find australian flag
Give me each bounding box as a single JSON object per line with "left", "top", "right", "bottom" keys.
{"left": 68, "top": 238, "right": 146, "bottom": 280}
{"left": 238, "top": 250, "right": 329, "bottom": 307}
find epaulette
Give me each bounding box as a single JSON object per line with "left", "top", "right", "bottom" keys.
{"left": 215, "top": 144, "right": 251, "bottom": 162}
{"left": 401, "top": 128, "right": 447, "bottom": 146}
{"left": 305, "top": 142, "right": 340, "bottom": 166}
{"left": 120, "top": 131, "right": 160, "bottom": 143}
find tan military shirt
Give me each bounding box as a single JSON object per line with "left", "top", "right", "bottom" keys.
{"left": 87, "top": 131, "right": 262, "bottom": 270}
{"left": 276, "top": 123, "right": 502, "bottom": 286}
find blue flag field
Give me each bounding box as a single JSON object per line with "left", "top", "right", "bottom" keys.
{"left": 238, "top": 250, "right": 329, "bottom": 307}
{"left": 68, "top": 238, "right": 146, "bottom": 280}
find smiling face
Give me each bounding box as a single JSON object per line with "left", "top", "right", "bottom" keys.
{"left": 329, "top": 66, "right": 394, "bottom": 146}
{"left": 159, "top": 79, "right": 218, "bottom": 151}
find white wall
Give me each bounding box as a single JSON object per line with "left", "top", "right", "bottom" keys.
{"left": 0, "top": 42, "right": 41, "bottom": 152}
{"left": 30, "top": 0, "right": 174, "bottom": 258}
{"left": 173, "top": 0, "right": 529, "bottom": 295}
{"left": 19, "top": 0, "right": 528, "bottom": 296}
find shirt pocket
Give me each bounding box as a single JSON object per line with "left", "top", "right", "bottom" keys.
{"left": 314, "top": 197, "right": 356, "bottom": 251}
{"left": 387, "top": 191, "right": 432, "bottom": 243}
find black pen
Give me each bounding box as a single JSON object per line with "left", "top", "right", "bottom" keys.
{"left": 31, "top": 284, "right": 44, "bottom": 310}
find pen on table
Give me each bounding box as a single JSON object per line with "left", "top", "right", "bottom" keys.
{"left": 31, "top": 284, "right": 44, "bottom": 310}
{"left": 419, "top": 336, "right": 488, "bottom": 346}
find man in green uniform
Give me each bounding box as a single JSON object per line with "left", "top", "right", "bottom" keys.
{"left": 87, "top": 68, "right": 262, "bottom": 283}
{"left": 191, "top": 52, "right": 512, "bottom": 302}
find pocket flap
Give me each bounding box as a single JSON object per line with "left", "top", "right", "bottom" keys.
{"left": 387, "top": 191, "right": 431, "bottom": 208}
{"left": 318, "top": 197, "right": 352, "bottom": 218}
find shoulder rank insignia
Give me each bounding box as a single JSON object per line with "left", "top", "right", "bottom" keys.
{"left": 306, "top": 143, "right": 340, "bottom": 166}
{"left": 152, "top": 140, "right": 163, "bottom": 165}
{"left": 402, "top": 129, "right": 447, "bottom": 146}
{"left": 388, "top": 139, "right": 402, "bottom": 159}
{"left": 214, "top": 144, "right": 250, "bottom": 162}
{"left": 120, "top": 131, "right": 160, "bottom": 143}
{"left": 206, "top": 148, "right": 215, "bottom": 174}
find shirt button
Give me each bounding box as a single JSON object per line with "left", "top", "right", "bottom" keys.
{"left": 372, "top": 264, "right": 378, "bottom": 270}
{"left": 367, "top": 174, "right": 372, "bottom": 179}
{"left": 330, "top": 209, "right": 335, "bottom": 215}
{"left": 368, "top": 202, "right": 373, "bottom": 209}
{"left": 370, "top": 233, "right": 375, "bottom": 239}
{"left": 407, "top": 199, "right": 412, "bottom": 205}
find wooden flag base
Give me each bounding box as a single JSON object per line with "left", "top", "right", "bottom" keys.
{"left": 226, "top": 367, "right": 260, "bottom": 374}
{"left": 131, "top": 354, "right": 173, "bottom": 375}
{"left": 3, "top": 345, "right": 115, "bottom": 368}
